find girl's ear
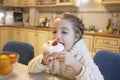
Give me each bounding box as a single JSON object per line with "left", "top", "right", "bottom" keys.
{"left": 74, "top": 34, "right": 80, "bottom": 42}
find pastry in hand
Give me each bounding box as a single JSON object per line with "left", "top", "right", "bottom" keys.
{"left": 42, "top": 38, "right": 64, "bottom": 53}
{"left": 42, "top": 38, "right": 64, "bottom": 74}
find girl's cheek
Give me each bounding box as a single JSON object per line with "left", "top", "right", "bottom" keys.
{"left": 53, "top": 35, "right": 57, "bottom": 39}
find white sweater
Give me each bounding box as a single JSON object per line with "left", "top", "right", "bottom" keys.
{"left": 28, "top": 39, "right": 104, "bottom": 80}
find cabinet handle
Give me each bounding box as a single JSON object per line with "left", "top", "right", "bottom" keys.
{"left": 103, "top": 41, "right": 110, "bottom": 44}
{"left": 34, "top": 34, "right": 38, "bottom": 36}
{"left": 17, "top": 32, "right": 20, "bottom": 34}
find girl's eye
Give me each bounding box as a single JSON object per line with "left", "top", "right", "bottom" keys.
{"left": 62, "top": 31, "right": 67, "bottom": 34}
{"left": 53, "top": 31, "right": 57, "bottom": 34}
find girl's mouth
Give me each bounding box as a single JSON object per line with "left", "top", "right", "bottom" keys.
{"left": 59, "top": 42, "right": 64, "bottom": 46}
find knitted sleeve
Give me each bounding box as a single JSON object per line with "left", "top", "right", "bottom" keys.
{"left": 28, "top": 54, "right": 48, "bottom": 73}
{"left": 70, "top": 39, "right": 104, "bottom": 80}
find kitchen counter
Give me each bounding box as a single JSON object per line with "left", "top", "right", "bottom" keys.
{"left": 0, "top": 25, "right": 52, "bottom": 31}
{"left": 0, "top": 25, "right": 120, "bottom": 38}
{"left": 84, "top": 31, "right": 120, "bottom": 38}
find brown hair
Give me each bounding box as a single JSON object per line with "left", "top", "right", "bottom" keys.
{"left": 55, "top": 12, "right": 84, "bottom": 40}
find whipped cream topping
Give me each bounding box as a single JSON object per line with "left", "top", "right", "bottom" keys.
{"left": 42, "top": 41, "right": 64, "bottom": 53}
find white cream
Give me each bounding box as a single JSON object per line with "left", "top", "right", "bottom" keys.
{"left": 42, "top": 40, "right": 64, "bottom": 74}
{"left": 42, "top": 40, "right": 64, "bottom": 53}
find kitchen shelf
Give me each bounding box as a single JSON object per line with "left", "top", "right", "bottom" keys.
{"left": 3, "top": 0, "right": 78, "bottom": 8}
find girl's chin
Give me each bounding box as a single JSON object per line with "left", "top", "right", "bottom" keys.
{"left": 64, "top": 49, "right": 70, "bottom": 51}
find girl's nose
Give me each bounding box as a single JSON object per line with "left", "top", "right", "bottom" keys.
{"left": 54, "top": 33, "right": 59, "bottom": 38}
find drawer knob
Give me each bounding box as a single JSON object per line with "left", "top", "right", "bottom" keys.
{"left": 103, "top": 41, "right": 110, "bottom": 44}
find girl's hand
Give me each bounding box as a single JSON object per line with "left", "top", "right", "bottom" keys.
{"left": 56, "top": 52, "right": 65, "bottom": 64}
{"left": 56, "top": 51, "right": 77, "bottom": 66}
{"left": 56, "top": 51, "right": 83, "bottom": 75}
{"left": 42, "top": 50, "right": 56, "bottom": 65}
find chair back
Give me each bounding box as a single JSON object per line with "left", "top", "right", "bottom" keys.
{"left": 2, "top": 40, "right": 34, "bottom": 65}
{"left": 94, "top": 50, "right": 120, "bottom": 80}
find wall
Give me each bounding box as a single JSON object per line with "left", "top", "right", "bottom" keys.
{"left": 2, "top": 0, "right": 120, "bottom": 31}
{"left": 77, "top": 0, "right": 120, "bottom": 31}
{"left": 33, "top": 0, "right": 120, "bottom": 31}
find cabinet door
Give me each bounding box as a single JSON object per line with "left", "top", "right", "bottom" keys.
{"left": 27, "top": 0, "right": 35, "bottom": 5}
{"left": 4, "top": 0, "right": 18, "bottom": 6}
{"left": 94, "top": 36, "right": 119, "bottom": 48}
{"left": 93, "top": 46, "right": 119, "bottom": 53}
{"left": 102, "top": 0, "right": 120, "bottom": 4}
{"left": 56, "top": 0, "right": 78, "bottom": 7}
{"left": 11, "top": 28, "right": 25, "bottom": 42}
{"left": 57, "top": 0, "right": 73, "bottom": 5}
{"left": 93, "top": 36, "right": 120, "bottom": 53}
{"left": 34, "top": 0, "right": 56, "bottom": 6}
{"left": 37, "top": 31, "right": 49, "bottom": 56}
{"left": 0, "top": 27, "right": 10, "bottom": 50}
{"left": 17, "top": 0, "right": 35, "bottom": 6}
{"left": 26, "top": 29, "right": 50, "bottom": 56}
{"left": 17, "top": 0, "right": 27, "bottom": 5}
{"left": 26, "top": 30, "right": 39, "bottom": 56}
{"left": 83, "top": 35, "right": 93, "bottom": 52}
{"left": 48, "top": 31, "right": 53, "bottom": 40}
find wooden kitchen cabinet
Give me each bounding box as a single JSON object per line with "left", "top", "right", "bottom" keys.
{"left": 4, "top": 0, "right": 35, "bottom": 7}
{"left": 48, "top": 31, "right": 53, "bottom": 40}
{"left": 4, "top": 0, "right": 78, "bottom": 7}
{"left": 17, "top": 0, "right": 36, "bottom": 6}
{"left": 10, "top": 28, "right": 26, "bottom": 42}
{"left": 17, "top": 0, "right": 31, "bottom": 6}
{"left": 83, "top": 35, "right": 94, "bottom": 56}
{"left": 26, "top": 29, "right": 49, "bottom": 56}
{"left": 34, "top": 0, "right": 56, "bottom": 6}
{"left": 26, "top": 29, "right": 39, "bottom": 56}
{"left": 93, "top": 46, "right": 119, "bottom": 53}
{"left": 30, "top": 0, "right": 78, "bottom": 7}
{"left": 0, "top": 27, "right": 11, "bottom": 50}
{"left": 3, "top": 0, "right": 56, "bottom": 7}
{"left": 102, "top": 0, "right": 120, "bottom": 4}
{"left": 37, "top": 31, "right": 49, "bottom": 55}
{"left": 56, "top": 0, "right": 78, "bottom": 7}
{"left": 3, "top": 0, "right": 18, "bottom": 6}
{"left": 93, "top": 36, "right": 120, "bottom": 53}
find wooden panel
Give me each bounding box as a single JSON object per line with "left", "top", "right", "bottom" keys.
{"left": 83, "top": 35, "right": 93, "bottom": 52}
{"left": 94, "top": 36, "right": 119, "bottom": 48}
{"left": 0, "top": 27, "right": 10, "bottom": 50}
{"left": 56, "top": 0, "right": 78, "bottom": 7}
{"left": 102, "top": 0, "right": 120, "bottom": 4}
{"left": 38, "top": 31, "right": 49, "bottom": 55}
{"left": 26, "top": 30, "right": 39, "bottom": 56}
{"left": 93, "top": 46, "right": 119, "bottom": 53}
{"left": 48, "top": 31, "right": 53, "bottom": 40}
{"left": 4, "top": 0, "right": 18, "bottom": 5}
{"left": 11, "top": 28, "right": 25, "bottom": 42}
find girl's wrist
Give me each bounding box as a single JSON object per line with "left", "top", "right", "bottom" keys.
{"left": 74, "top": 66, "right": 83, "bottom": 75}
{"left": 41, "top": 59, "right": 47, "bottom": 65}
{"left": 71, "top": 61, "right": 83, "bottom": 75}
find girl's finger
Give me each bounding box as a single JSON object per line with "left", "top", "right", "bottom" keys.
{"left": 56, "top": 53, "right": 65, "bottom": 59}
{"left": 58, "top": 58, "right": 65, "bottom": 64}
{"left": 42, "top": 50, "right": 49, "bottom": 55}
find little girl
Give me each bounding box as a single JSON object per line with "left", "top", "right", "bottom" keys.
{"left": 28, "top": 12, "right": 104, "bottom": 80}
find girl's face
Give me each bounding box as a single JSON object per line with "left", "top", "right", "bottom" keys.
{"left": 52, "top": 18, "right": 79, "bottom": 51}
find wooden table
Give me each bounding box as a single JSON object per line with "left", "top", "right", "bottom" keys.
{"left": 0, "top": 63, "right": 67, "bottom": 80}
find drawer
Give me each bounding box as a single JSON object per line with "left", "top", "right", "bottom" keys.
{"left": 93, "top": 46, "right": 119, "bottom": 53}
{"left": 94, "top": 36, "right": 119, "bottom": 48}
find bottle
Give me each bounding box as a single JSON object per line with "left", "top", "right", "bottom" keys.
{"left": 106, "top": 18, "right": 111, "bottom": 30}
{"left": 111, "top": 13, "right": 119, "bottom": 34}
{"left": 108, "top": 27, "right": 114, "bottom": 34}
